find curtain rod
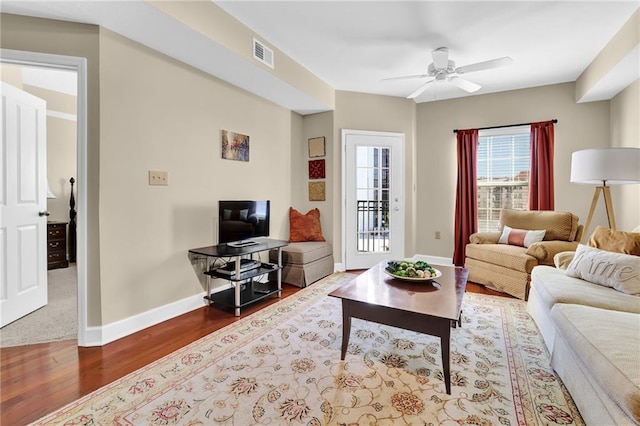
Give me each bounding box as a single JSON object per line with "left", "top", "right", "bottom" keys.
{"left": 453, "top": 119, "right": 557, "bottom": 133}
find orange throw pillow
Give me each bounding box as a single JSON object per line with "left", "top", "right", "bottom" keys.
{"left": 289, "top": 207, "right": 325, "bottom": 242}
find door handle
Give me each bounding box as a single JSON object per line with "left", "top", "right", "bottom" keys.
{"left": 39, "top": 211, "right": 50, "bottom": 217}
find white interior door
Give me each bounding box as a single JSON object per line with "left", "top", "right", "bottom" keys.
{"left": 1, "top": 81, "right": 48, "bottom": 327}
{"left": 343, "top": 129, "right": 404, "bottom": 269}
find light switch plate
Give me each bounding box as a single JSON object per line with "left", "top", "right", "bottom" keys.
{"left": 148, "top": 170, "right": 168, "bottom": 186}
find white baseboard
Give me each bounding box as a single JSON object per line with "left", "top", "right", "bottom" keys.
{"left": 407, "top": 254, "right": 453, "bottom": 266}
{"left": 81, "top": 291, "right": 208, "bottom": 347}
{"left": 80, "top": 256, "right": 450, "bottom": 347}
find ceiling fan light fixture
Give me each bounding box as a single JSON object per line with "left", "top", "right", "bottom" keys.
{"left": 386, "top": 47, "right": 512, "bottom": 99}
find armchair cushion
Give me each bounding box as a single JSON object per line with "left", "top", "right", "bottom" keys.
{"left": 469, "top": 231, "right": 500, "bottom": 244}
{"left": 554, "top": 251, "right": 575, "bottom": 270}
{"left": 526, "top": 240, "right": 580, "bottom": 265}
{"left": 465, "top": 243, "right": 537, "bottom": 273}
{"left": 499, "top": 209, "right": 579, "bottom": 242}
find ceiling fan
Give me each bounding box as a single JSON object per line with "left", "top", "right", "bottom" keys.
{"left": 384, "top": 47, "right": 513, "bottom": 99}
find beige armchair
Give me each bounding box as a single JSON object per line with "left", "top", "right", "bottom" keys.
{"left": 465, "top": 209, "right": 583, "bottom": 300}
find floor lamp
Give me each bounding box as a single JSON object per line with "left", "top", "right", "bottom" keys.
{"left": 570, "top": 148, "right": 640, "bottom": 242}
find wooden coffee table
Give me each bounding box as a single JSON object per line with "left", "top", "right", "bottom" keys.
{"left": 329, "top": 261, "right": 468, "bottom": 395}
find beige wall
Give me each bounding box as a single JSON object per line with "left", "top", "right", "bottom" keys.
{"left": 576, "top": 8, "right": 639, "bottom": 102}
{"left": 148, "top": 0, "right": 334, "bottom": 110}
{"left": 298, "top": 111, "right": 334, "bottom": 245}
{"left": 416, "top": 83, "right": 611, "bottom": 258}
{"left": 98, "top": 29, "right": 295, "bottom": 324}
{"left": 333, "top": 91, "right": 417, "bottom": 263}
{"left": 1, "top": 13, "right": 103, "bottom": 326}
{"left": 610, "top": 79, "right": 640, "bottom": 231}
{"left": 46, "top": 116, "right": 77, "bottom": 223}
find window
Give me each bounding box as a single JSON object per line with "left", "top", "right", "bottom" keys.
{"left": 477, "top": 126, "right": 530, "bottom": 232}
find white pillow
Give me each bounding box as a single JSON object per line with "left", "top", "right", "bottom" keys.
{"left": 565, "top": 244, "right": 640, "bottom": 295}
{"left": 498, "top": 225, "right": 545, "bottom": 248}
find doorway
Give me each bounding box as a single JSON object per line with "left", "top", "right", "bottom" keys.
{"left": 342, "top": 129, "right": 405, "bottom": 269}
{"left": 1, "top": 48, "right": 88, "bottom": 346}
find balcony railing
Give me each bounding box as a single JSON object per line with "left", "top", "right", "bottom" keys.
{"left": 356, "top": 200, "right": 389, "bottom": 253}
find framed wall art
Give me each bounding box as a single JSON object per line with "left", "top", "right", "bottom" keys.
{"left": 308, "top": 136, "right": 325, "bottom": 158}
{"left": 221, "top": 130, "right": 250, "bottom": 162}
{"left": 308, "top": 159, "right": 325, "bottom": 179}
{"left": 308, "top": 181, "right": 326, "bottom": 201}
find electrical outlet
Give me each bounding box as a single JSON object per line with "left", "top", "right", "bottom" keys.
{"left": 435, "top": 231, "right": 441, "bottom": 240}
{"left": 148, "top": 170, "right": 168, "bottom": 186}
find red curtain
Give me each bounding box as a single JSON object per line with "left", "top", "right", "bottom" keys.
{"left": 453, "top": 129, "right": 478, "bottom": 266}
{"left": 529, "top": 121, "right": 555, "bottom": 210}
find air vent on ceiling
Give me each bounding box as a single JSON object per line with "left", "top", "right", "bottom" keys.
{"left": 253, "top": 38, "right": 274, "bottom": 69}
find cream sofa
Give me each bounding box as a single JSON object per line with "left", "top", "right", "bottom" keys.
{"left": 465, "top": 209, "right": 582, "bottom": 300}
{"left": 527, "top": 257, "right": 640, "bottom": 424}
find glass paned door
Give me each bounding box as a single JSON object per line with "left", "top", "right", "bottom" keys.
{"left": 344, "top": 130, "right": 404, "bottom": 270}
{"left": 356, "top": 146, "right": 390, "bottom": 253}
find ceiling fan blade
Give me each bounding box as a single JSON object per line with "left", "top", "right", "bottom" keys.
{"left": 455, "top": 57, "right": 513, "bottom": 74}
{"left": 431, "top": 47, "right": 449, "bottom": 69}
{"left": 381, "top": 74, "right": 429, "bottom": 82}
{"left": 407, "top": 79, "right": 435, "bottom": 99}
{"left": 448, "top": 76, "right": 481, "bottom": 93}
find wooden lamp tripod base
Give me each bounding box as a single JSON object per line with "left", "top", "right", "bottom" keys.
{"left": 581, "top": 184, "right": 616, "bottom": 243}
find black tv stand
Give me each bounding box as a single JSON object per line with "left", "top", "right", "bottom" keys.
{"left": 188, "top": 238, "right": 289, "bottom": 316}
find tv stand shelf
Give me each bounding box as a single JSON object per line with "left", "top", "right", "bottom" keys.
{"left": 206, "top": 262, "right": 280, "bottom": 282}
{"left": 204, "top": 281, "right": 281, "bottom": 308}
{"left": 189, "top": 238, "right": 289, "bottom": 316}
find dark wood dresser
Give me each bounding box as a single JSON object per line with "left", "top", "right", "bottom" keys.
{"left": 47, "top": 221, "right": 69, "bottom": 270}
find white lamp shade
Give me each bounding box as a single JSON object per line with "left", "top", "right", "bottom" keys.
{"left": 570, "top": 147, "right": 640, "bottom": 185}
{"left": 46, "top": 180, "right": 56, "bottom": 199}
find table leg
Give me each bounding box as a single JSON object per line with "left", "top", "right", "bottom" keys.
{"left": 234, "top": 256, "right": 242, "bottom": 316}
{"left": 441, "top": 327, "right": 452, "bottom": 395}
{"left": 277, "top": 248, "right": 282, "bottom": 298}
{"left": 206, "top": 258, "right": 213, "bottom": 306}
{"left": 340, "top": 300, "right": 351, "bottom": 360}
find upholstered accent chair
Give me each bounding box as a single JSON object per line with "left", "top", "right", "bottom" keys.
{"left": 465, "top": 209, "right": 583, "bottom": 300}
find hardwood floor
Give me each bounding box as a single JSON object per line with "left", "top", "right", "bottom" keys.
{"left": 0, "top": 276, "right": 510, "bottom": 426}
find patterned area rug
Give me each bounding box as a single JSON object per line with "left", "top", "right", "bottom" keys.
{"left": 31, "top": 272, "right": 584, "bottom": 425}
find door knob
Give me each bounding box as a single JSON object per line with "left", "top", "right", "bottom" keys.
{"left": 39, "top": 211, "right": 50, "bottom": 217}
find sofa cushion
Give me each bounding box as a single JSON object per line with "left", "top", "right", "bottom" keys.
{"left": 551, "top": 304, "right": 640, "bottom": 423}
{"left": 565, "top": 244, "right": 640, "bottom": 295}
{"left": 588, "top": 225, "right": 640, "bottom": 256}
{"left": 465, "top": 243, "right": 537, "bottom": 273}
{"left": 499, "top": 209, "right": 578, "bottom": 241}
{"left": 269, "top": 241, "right": 333, "bottom": 265}
{"left": 530, "top": 266, "right": 640, "bottom": 314}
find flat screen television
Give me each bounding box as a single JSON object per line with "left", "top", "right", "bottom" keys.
{"left": 218, "top": 200, "right": 270, "bottom": 244}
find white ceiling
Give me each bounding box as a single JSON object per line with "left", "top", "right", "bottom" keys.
{"left": 216, "top": 1, "right": 639, "bottom": 102}
{"left": 2, "top": 1, "right": 638, "bottom": 112}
